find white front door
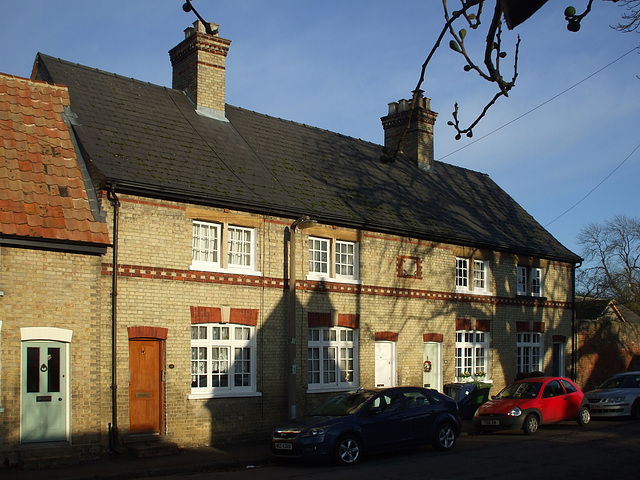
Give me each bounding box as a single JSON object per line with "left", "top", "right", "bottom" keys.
{"left": 375, "top": 341, "right": 397, "bottom": 388}
{"left": 423, "top": 342, "right": 442, "bottom": 392}
{"left": 21, "top": 341, "right": 69, "bottom": 443}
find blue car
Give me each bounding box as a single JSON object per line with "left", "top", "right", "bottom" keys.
{"left": 271, "top": 386, "right": 462, "bottom": 465}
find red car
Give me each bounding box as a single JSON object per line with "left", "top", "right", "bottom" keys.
{"left": 473, "top": 376, "right": 590, "bottom": 434}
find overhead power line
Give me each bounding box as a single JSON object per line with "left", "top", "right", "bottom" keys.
{"left": 544, "top": 141, "right": 640, "bottom": 227}
{"left": 436, "top": 46, "right": 639, "bottom": 162}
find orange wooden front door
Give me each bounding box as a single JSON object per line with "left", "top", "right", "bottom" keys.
{"left": 129, "top": 339, "right": 163, "bottom": 434}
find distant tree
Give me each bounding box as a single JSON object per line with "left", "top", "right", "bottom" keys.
{"left": 576, "top": 215, "right": 640, "bottom": 314}
{"left": 603, "top": 0, "right": 640, "bottom": 33}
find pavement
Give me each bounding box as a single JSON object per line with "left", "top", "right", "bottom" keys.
{"left": 2, "top": 420, "right": 475, "bottom": 480}
{"left": 2, "top": 440, "right": 274, "bottom": 480}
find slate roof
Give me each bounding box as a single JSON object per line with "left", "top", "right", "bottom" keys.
{"left": 576, "top": 298, "right": 640, "bottom": 323}
{"left": 32, "top": 54, "right": 580, "bottom": 263}
{"left": 0, "top": 72, "right": 110, "bottom": 250}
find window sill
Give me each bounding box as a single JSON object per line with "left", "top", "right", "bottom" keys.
{"left": 190, "top": 264, "right": 262, "bottom": 277}
{"left": 455, "top": 379, "right": 493, "bottom": 384}
{"left": 454, "top": 288, "right": 493, "bottom": 296}
{"left": 188, "top": 391, "right": 262, "bottom": 400}
{"left": 307, "top": 385, "right": 357, "bottom": 394}
{"left": 516, "top": 295, "right": 547, "bottom": 301}
{"left": 306, "top": 275, "right": 362, "bottom": 285}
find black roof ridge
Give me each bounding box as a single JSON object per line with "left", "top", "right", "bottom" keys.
{"left": 36, "top": 52, "right": 172, "bottom": 91}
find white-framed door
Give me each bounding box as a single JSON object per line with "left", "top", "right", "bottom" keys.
{"left": 375, "top": 341, "right": 397, "bottom": 388}
{"left": 423, "top": 341, "right": 443, "bottom": 392}
{"left": 21, "top": 340, "right": 69, "bottom": 442}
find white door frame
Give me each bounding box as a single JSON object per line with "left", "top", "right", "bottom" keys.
{"left": 423, "top": 341, "right": 443, "bottom": 392}
{"left": 375, "top": 340, "right": 397, "bottom": 388}
{"left": 20, "top": 327, "right": 72, "bottom": 443}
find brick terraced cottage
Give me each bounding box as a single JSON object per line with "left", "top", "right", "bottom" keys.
{"left": 1, "top": 20, "right": 582, "bottom": 462}
{"left": 0, "top": 73, "right": 110, "bottom": 465}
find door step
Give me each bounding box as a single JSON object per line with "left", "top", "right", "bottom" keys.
{"left": 126, "top": 440, "right": 180, "bottom": 458}
{"left": 19, "top": 443, "right": 82, "bottom": 470}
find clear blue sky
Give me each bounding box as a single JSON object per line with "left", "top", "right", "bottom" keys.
{"left": 1, "top": 1, "right": 638, "bottom": 262}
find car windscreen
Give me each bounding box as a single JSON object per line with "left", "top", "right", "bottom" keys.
{"left": 309, "top": 391, "right": 377, "bottom": 416}
{"left": 497, "top": 381, "right": 543, "bottom": 399}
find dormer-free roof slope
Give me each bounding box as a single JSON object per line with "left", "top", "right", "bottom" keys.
{"left": 0, "top": 72, "right": 110, "bottom": 252}
{"left": 32, "top": 54, "right": 580, "bottom": 263}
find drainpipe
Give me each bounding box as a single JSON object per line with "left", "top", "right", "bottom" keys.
{"left": 107, "top": 186, "right": 120, "bottom": 454}
{"left": 286, "top": 216, "right": 316, "bottom": 420}
{"left": 571, "top": 260, "right": 582, "bottom": 382}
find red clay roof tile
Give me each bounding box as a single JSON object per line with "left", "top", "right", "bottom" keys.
{"left": 0, "top": 73, "right": 110, "bottom": 245}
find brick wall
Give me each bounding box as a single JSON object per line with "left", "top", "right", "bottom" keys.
{"left": 92, "top": 193, "right": 575, "bottom": 447}
{"left": 0, "top": 247, "right": 105, "bottom": 463}
{"left": 576, "top": 318, "right": 640, "bottom": 391}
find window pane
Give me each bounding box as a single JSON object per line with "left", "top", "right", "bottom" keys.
{"left": 517, "top": 267, "right": 527, "bottom": 295}
{"left": 191, "top": 347, "right": 208, "bottom": 388}
{"left": 308, "top": 347, "right": 320, "bottom": 384}
{"left": 212, "top": 347, "right": 229, "bottom": 387}
{"left": 47, "top": 347, "right": 60, "bottom": 393}
{"left": 474, "top": 260, "right": 485, "bottom": 289}
{"left": 234, "top": 347, "right": 251, "bottom": 387}
{"left": 456, "top": 258, "right": 468, "bottom": 287}
{"left": 192, "top": 221, "right": 219, "bottom": 263}
{"left": 340, "top": 347, "right": 354, "bottom": 382}
{"left": 309, "top": 238, "right": 329, "bottom": 274}
{"left": 531, "top": 269, "right": 542, "bottom": 295}
{"left": 323, "top": 347, "right": 337, "bottom": 383}
{"left": 27, "top": 347, "right": 40, "bottom": 393}
{"left": 336, "top": 241, "right": 355, "bottom": 276}
{"left": 228, "top": 227, "right": 253, "bottom": 267}
{"left": 235, "top": 327, "right": 250, "bottom": 341}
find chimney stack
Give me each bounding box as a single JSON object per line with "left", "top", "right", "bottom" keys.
{"left": 169, "top": 20, "right": 231, "bottom": 119}
{"left": 381, "top": 91, "right": 438, "bottom": 170}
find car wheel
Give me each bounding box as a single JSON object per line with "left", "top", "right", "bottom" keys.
{"left": 577, "top": 406, "right": 591, "bottom": 426}
{"left": 432, "top": 422, "right": 457, "bottom": 451}
{"left": 334, "top": 435, "right": 362, "bottom": 466}
{"left": 631, "top": 399, "right": 640, "bottom": 420}
{"left": 522, "top": 414, "right": 539, "bottom": 435}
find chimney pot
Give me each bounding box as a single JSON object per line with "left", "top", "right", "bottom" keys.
{"left": 381, "top": 93, "right": 438, "bottom": 170}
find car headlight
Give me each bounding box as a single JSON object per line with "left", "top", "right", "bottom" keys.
{"left": 507, "top": 406, "right": 522, "bottom": 417}
{"left": 300, "top": 427, "right": 327, "bottom": 438}
{"left": 602, "top": 397, "right": 625, "bottom": 403}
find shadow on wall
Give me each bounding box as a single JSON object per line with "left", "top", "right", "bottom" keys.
{"left": 576, "top": 319, "right": 640, "bottom": 391}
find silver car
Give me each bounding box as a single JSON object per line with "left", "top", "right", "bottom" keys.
{"left": 586, "top": 371, "right": 640, "bottom": 418}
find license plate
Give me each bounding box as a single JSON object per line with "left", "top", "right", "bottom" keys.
{"left": 482, "top": 420, "right": 500, "bottom": 426}
{"left": 275, "top": 442, "right": 293, "bottom": 450}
